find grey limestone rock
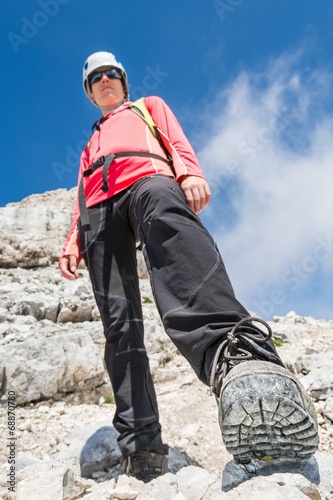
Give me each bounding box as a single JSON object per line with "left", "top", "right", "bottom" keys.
{"left": 80, "top": 426, "right": 122, "bottom": 479}
{"left": 0, "top": 331, "right": 105, "bottom": 404}
{"left": 1, "top": 188, "right": 333, "bottom": 499}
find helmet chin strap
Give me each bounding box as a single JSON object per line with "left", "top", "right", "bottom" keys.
{"left": 83, "top": 51, "right": 129, "bottom": 100}
{"left": 122, "top": 80, "right": 129, "bottom": 100}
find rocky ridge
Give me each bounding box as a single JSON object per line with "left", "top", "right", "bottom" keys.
{"left": 0, "top": 189, "right": 333, "bottom": 499}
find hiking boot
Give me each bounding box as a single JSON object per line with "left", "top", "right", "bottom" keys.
{"left": 125, "top": 449, "right": 168, "bottom": 483}
{"left": 210, "top": 316, "right": 319, "bottom": 464}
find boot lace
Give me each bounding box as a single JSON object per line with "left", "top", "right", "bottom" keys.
{"left": 209, "top": 316, "right": 272, "bottom": 398}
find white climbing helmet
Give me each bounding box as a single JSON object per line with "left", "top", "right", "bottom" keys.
{"left": 82, "top": 51, "right": 129, "bottom": 100}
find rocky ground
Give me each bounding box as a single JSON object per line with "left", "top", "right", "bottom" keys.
{"left": 0, "top": 266, "right": 333, "bottom": 499}
{"left": 0, "top": 189, "right": 333, "bottom": 499}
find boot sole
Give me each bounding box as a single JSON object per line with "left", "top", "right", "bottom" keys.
{"left": 219, "top": 360, "right": 319, "bottom": 463}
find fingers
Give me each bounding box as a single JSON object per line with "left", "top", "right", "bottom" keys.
{"left": 192, "top": 183, "right": 211, "bottom": 214}
{"left": 58, "top": 255, "right": 82, "bottom": 280}
{"left": 180, "top": 176, "right": 211, "bottom": 214}
{"left": 186, "top": 186, "right": 201, "bottom": 214}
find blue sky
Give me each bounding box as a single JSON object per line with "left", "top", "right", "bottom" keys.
{"left": 1, "top": 0, "right": 333, "bottom": 320}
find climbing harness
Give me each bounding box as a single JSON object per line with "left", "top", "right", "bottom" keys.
{"left": 78, "top": 98, "right": 175, "bottom": 231}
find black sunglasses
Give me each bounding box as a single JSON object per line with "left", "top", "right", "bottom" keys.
{"left": 88, "top": 68, "right": 123, "bottom": 86}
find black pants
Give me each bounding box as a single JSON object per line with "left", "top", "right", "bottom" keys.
{"left": 78, "top": 175, "right": 281, "bottom": 457}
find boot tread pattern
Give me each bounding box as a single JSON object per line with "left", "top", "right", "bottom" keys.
{"left": 220, "top": 364, "right": 319, "bottom": 463}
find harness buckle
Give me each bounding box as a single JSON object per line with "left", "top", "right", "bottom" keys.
{"left": 92, "top": 155, "right": 106, "bottom": 170}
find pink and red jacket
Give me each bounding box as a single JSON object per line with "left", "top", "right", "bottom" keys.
{"left": 61, "top": 95, "right": 204, "bottom": 260}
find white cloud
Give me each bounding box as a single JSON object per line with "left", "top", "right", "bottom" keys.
{"left": 197, "top": 50, "right": 333, "bottom": 319}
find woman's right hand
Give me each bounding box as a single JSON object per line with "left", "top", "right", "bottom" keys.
{"left": 58, "top": 255, "right": 83, "bottom": 280}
